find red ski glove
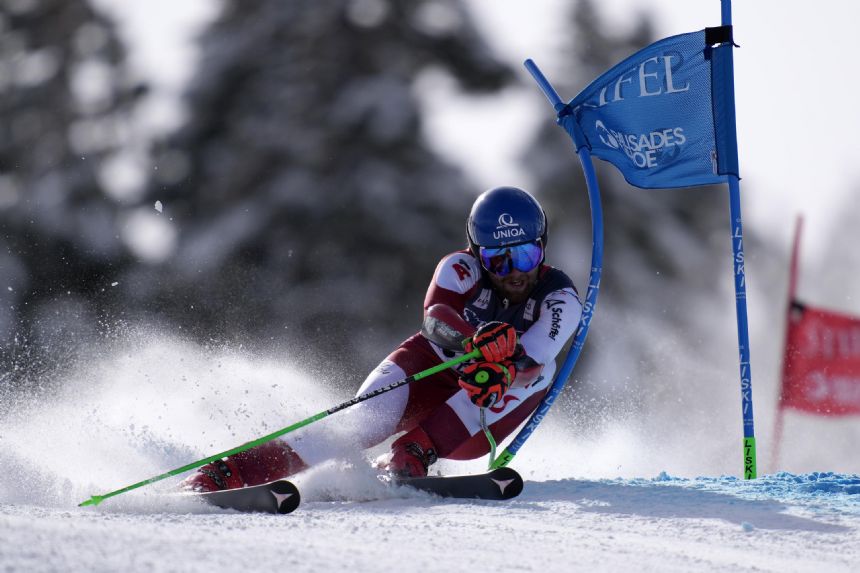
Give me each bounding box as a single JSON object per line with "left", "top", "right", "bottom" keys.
{"left": 465, "top": 321, "right": 518, "bottom": 363}
{"left": 458, "top": 360, "right": 516, "bottom": 408}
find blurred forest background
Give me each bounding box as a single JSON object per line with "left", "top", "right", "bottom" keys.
{"left": 0, "top": 0, "right": 776, "bottom": 394}
{"left": 1, "top": 0, "right": 856, "bottom": 472}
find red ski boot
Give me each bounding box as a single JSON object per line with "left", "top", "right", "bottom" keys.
{"left": 381, "top": 427, "right": 438, "bottom": 478}
{"left": 180, "top": 440, "right": 307, "bottom": 492}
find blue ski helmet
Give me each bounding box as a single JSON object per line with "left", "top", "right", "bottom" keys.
{"left": 467, "top": 186, "right": 548, "bottom": 255}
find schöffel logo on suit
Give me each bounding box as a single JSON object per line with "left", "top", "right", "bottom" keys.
{"left": 493, "top": 213, "right": 526, "bottom": 241}
{"left": 544, "top": 298, "right": 566, "bottom": 340}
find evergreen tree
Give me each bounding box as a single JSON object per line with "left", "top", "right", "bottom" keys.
{"left": 144, "top": 0, "right": 513, "bottom": 379}
{"left": 0, "top": 0, "right": 139, "bottom": 382}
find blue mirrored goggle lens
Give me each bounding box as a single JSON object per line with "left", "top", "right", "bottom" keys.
{"left": 479, "top": 241, "right": 543, "bottom": 276}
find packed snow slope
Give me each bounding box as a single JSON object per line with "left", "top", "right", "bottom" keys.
{"left": 1, "top": 335, "right": 859, "bottom": 572}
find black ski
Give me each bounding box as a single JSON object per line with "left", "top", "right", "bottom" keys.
{"left": 396, "top": 467, "right": 523, "bottom": 500}
{"left": 185, "top": 468, "right": 520, "bottom": 513}
{"left": 192, "top": 479, "right": 301, "bottom": 514}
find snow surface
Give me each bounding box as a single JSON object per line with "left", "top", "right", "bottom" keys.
{"left": 2, "top": 334, "right": 859, "bottom": 572}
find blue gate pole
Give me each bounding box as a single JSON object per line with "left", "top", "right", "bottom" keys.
{"left": 721, "top": 0, "right": 757, "bottom": 479}
{"left": 489, "top": 59, "right": 604, "bottom": 469}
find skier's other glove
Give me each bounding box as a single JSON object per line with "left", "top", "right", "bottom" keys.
{"left": 458, "top": 360, "right": 516, "bottom": 408}
{"left": 465, "top": 321, "right": 518, "bottom": 362}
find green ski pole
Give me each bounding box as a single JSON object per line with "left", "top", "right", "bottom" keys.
{"left": 79, "top": 348, "right": 481, "bottom": 507}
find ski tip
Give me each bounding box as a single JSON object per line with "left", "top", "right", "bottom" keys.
{"left": 394, "top": 467, "right": 524, "bottom": 501}
{"left": 195, "top": 479, "right": 301, "bottom": 514}
{"left": 270, "top": 480, "right": 301, "bottom": 514}
{"left": 488, "top": 466, "right": 520, "bottom": 480}
{"left": 488, "top": 467, "right": 524, "bottom": 500}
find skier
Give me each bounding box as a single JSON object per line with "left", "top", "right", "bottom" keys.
{"left": 182, "top": 186, "right": 582, "bottom": 491}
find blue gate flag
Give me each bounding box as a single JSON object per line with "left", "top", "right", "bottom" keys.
{"left": 560, "top": 28, "right": 738, "bottom": 190}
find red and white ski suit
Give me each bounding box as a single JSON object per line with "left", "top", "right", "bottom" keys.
{"left": 285, "top": 250, "right": 581, "bottom": 465}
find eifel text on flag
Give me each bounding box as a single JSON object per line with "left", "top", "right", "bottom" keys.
{"left": 558, "top": 28, "right": 738, "bottom": 190}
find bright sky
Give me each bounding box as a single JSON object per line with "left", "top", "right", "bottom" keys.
{"left": 101, "top": 0, "right": 859, "bottom": 266}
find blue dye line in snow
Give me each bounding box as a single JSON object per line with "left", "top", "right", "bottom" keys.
{"left": 629, "top": 471, "right": 860, "bottom": 507}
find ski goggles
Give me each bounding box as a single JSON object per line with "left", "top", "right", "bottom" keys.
{"left": 478, "top": 240, "right": 544, "bottom": 277}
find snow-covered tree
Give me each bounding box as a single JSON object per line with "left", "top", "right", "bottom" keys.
{"left": 0, "top": 0, "right": 140, "bottom": 382}
{"left": 142, "top": 0, "right": 514, "bottom": 379}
